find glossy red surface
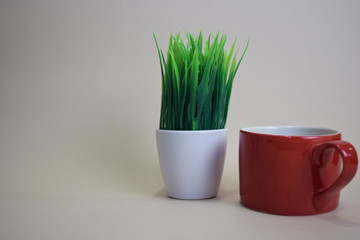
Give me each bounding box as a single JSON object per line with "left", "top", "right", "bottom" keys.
{"left": 239, "top": 129, "right": 358, "bottom": 215}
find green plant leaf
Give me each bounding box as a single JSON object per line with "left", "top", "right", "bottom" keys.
{"left": 154, "top": 31, "right": 249, "bottom": 130}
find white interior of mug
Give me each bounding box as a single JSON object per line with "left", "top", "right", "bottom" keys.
{"left": 241, "top": 126, "right": 340, "bottom": 136}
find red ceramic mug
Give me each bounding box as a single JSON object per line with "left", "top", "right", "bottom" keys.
{"left": 239, "top": 126, "right": 358, "bottom": 215}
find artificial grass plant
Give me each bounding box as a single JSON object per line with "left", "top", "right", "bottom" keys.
{"left": 154, "top": 31, "right": 249, "bottom": 130}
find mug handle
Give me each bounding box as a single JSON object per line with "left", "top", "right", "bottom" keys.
{"left": 312, "top": 140, "right": 358, "bottom": 210}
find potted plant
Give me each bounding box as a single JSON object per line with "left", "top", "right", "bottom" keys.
{"left": 154, "top": 31, "right": 249, "bottom": 199}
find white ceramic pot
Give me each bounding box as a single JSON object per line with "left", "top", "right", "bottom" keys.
{"left": 156, "top": 129, "right": 227, "bottom": 199}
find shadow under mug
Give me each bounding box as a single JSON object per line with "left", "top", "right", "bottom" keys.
{"left": 239, "top": 126, "right": 358, "bottom": 215}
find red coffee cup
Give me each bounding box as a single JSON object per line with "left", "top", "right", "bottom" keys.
{"left": 239, "top": 126, "right": 358, "bottom": 215}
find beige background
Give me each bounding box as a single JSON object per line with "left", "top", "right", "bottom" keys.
{"left": 1, "top": 0, "right": 360, "bottom": 239}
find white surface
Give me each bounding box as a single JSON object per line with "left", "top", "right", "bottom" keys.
{"left": 156, "top": 129, "right": 227, "bottom": 199}
{"left": 241, "top": 126, "right": 340, "bottom": 136}
{"left": 1, "top": 0, "right": 360, "bottom": 239}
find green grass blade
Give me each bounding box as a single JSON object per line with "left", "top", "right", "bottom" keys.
{"left": 169, "top": 50, "right": 181, "bottom": 112}
{"left": 188, "top": 45, "right": 200, "bottom": 129}
{"left": 234, "top": 37, "right": 250, "bottom": 74}
{"left": 153, "top": 33, "right": 166, "bottom": 128}
{"left": 179, "top": 61, "right": 188, "bottom": 128}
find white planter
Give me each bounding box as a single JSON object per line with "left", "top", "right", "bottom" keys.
{"left": 156, "top": 129, "right": 227, "bottom": 199}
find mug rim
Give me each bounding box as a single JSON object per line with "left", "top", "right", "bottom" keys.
{"left": 240, "top": 126, "right": 340, "bottom": 137}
